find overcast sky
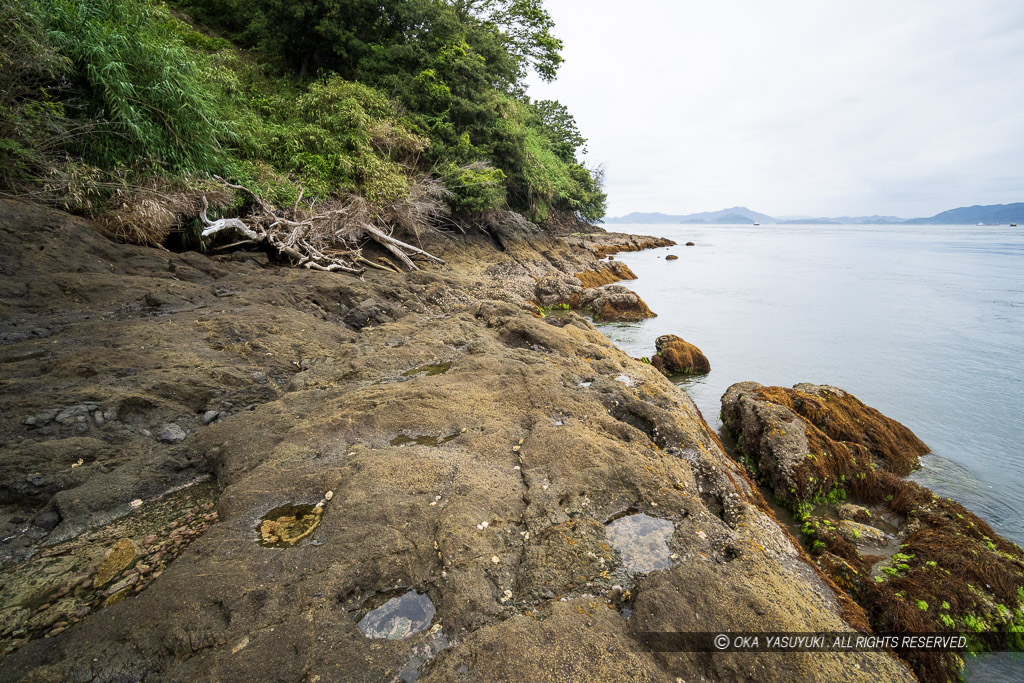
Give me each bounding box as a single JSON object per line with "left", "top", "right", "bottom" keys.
{"left": 526, "top": 0, "right": 1024, "bottom": 219}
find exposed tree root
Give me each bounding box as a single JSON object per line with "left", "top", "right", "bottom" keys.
{"left": 198, "top": 179, "right": 447, "bottom": 276}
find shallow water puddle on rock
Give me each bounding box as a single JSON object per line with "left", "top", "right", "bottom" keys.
{"left": 358, "top": 590, "right": 435, "bottom": 640}
{"left": 402, "top": 362, "right": 452, "bottom": 378}
{"left": 390, "top": 433, "right": 459, "bottom": 447}
{"left": 604, "top": 513, "right": 675, "bottom": 573}
{"left": 257, "top": 503, "right": 322, "bottom": 548}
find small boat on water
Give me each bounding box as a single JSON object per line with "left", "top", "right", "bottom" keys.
{"left": 977, "top": 222, "right": 984, "bottom": 226}
{"left": 753, "top": 222, "right": 760, "bottom": 226}
{"left": 1012, "top": 223, "right": 1018, "bottom": 227}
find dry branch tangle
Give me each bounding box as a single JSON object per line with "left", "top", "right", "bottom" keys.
{"left": 199, "top": 181, "right": 446, "bottom": 276}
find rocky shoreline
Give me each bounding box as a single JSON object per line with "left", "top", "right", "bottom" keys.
{"left": 721, "top": 383, "right": 1024, "bottom": 681}
{"left": 0, "top": 199, "right": 927, "bottom": 681}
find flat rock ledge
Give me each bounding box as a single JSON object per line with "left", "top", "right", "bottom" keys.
{"left": 0, "top": 200, "right": 912, "bottom": 682}
{"left": 721, "top": 381, "right": 1024, "bottom": 682}
{"left": 566, "top": 233, "right": 676, "bottom": 259}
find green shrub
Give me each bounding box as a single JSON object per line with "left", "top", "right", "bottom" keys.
{"left": 439, "top": 162, "right": 507, "bottom": 213}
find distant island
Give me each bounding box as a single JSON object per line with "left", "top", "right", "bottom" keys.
{"left": 605, "top": 203, "right": 1024, "bottom": 225}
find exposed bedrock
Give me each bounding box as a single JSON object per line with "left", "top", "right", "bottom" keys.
{"left": 721, "top": 382, "right": 1024, "bottom": 682}
{"left": 0, "top": 201, "right": 912, "bottom": 681}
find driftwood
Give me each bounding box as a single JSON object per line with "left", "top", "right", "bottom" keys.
{"left": 198, "top": 180, "right": 447, "bottom": 276}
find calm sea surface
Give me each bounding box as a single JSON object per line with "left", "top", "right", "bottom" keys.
{"left": 597, "top": 223, "right": 1024, "bottom": 680}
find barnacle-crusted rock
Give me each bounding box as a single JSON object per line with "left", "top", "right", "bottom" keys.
{"left": 578, "top": 285, "right": 656, "bottom": 322}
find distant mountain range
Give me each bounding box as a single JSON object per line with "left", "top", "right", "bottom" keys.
{"left": 607, "top": 207, "right": 775, "bottom": 224}
{"left": 902, "top": 204, "right": 1024, "bottom": 225}
{"left": 605, "top": 203, "right": 1024, "bottom": 226}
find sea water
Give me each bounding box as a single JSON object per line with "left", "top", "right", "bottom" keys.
{"left": 597, "top": 223, "right": 1024, "bottom": 680}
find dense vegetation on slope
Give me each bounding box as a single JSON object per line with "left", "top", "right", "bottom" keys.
{"left": 0, "top": 0, "right": 605, "bottom": 246}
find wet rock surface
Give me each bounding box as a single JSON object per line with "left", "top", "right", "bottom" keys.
{"left": 604, "top": 513, "right": 675, "bottom": 573}
{"left": 0, "top": 480, "right": 216, "bottom": 657}
{"left": 93, "top": 538, "right": 140, "bottom": 587}
{"left": 721, "top": 382, "right": 1024, "bottom": 682}
{"left": 358, "top": 591, "right": 436, "bottom": 640}
{"left": 257, "top": 503, "right": 323, "bottom": 548}
{"left": 0, "top": 201, "right": 913, "bottom": 681}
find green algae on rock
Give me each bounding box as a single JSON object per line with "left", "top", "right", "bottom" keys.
{"left": 93, "top": 538, "right": 140, "bottom": 587}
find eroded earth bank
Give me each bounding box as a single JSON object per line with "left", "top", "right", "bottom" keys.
{"left": 0, "top": 200, "right": 919, "bottom": 681}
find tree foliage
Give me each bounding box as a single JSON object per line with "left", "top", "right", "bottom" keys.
{"left": 2, "top": 0, "right": 606, "bottom": 224}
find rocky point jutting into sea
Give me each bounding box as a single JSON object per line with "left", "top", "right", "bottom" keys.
{"left": 0, "top": 199, "right": 1021, "bottom": 681}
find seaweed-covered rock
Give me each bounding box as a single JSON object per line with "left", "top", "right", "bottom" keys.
{"left": 721, "top": 382, "right": 927, "bottom": 507}
{"left": 573, "top": 262, "right": 637, "bottom": 288}
{"left": 650, "top": 335, "right": 710, "bottom": 375}
{"left": 566, "top": 233, "right": 675, "bottom": 258}
{"left": 721, "top": 382, "right": 1024, "bottom": 682}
